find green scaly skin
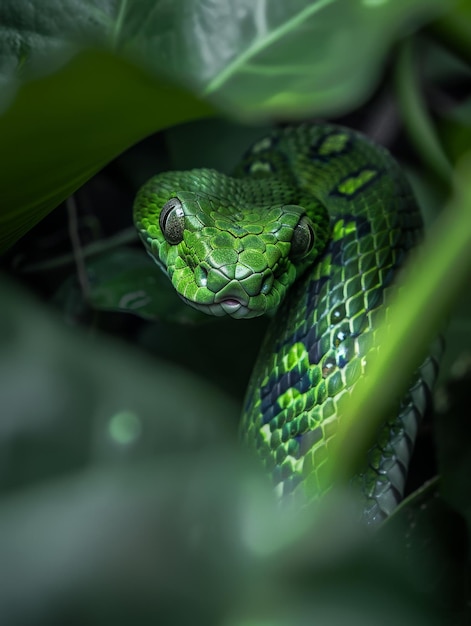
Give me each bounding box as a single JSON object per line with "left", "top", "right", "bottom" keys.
{"left": 134, "top": 123, "right": 440, "bottom": 524}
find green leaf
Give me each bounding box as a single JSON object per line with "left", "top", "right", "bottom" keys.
{"left": 1, "top": 0, "right": 449, "bottom": 114}
{"left": 0, "top": 275, "right": 236, "bottom": 493}
{"left": 0, "top": 49, "right": 212, "bottom": 253}
{"left": 55, "top": 247, "right": 208, "bottom": 323}
{"left": 0, "top": 0, "right": 450, "bottom": 252}
{"left": 0, "top": 457, "right": 273, "bottom": 625}
{"left": 197, "top": 0, "right": 449, "bottom": 119}
{"left": 0, "top": 453, "right": 444, "bottom": 625}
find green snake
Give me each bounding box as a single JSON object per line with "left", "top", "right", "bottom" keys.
{"left": 133, "top": 123, "right": 439, "bottom": 524}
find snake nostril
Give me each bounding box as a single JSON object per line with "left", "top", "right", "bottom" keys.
{"left": 194, "top": 265, "right": 208, "bottom": 287}
{"left": 260, "top": 271, "right": 274, "bottom": 295}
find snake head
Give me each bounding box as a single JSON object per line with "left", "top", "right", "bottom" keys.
{"left": 133, "top": 169, "right": 330, "bottom": 319}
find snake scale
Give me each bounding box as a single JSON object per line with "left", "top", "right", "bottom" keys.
{"left": 133, "top": 123, "right": 440, "bottom": 524}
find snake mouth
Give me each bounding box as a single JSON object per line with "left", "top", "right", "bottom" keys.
{"left": 217, "top": 298, "right": 249, "bottom": 317}
{"left": 179, "top": 294, "right": 256, "bottom": 319}
{"left": 214, "top": 288, "right": 249, "bottom": 308}
{"left": 219, "top": 298, "right": 244, "bottom": 308}
{"left": 216, "top": 294, "right": 251, "bottom": 317}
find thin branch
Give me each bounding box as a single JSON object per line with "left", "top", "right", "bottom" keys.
{"left": 20, "top": 227, "right": 138, "bottom": 274}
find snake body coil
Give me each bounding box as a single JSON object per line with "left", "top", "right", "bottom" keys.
{"left": 134, "top": 123, "right": 440, "bottom": 523}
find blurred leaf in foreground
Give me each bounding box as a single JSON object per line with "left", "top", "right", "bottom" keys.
{"left": 0, "top": 274, "right": 449, "bottom": 625}
{"left": 0, "top": 276, "right": 235, "bottom": 494}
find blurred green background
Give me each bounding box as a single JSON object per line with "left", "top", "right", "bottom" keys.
{"left": 0, "top": 1, "right": 470, "bottom": 624}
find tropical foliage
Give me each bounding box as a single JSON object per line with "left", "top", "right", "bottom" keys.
{"left": 1, "top": 1, "right": 470, "bottom": 624}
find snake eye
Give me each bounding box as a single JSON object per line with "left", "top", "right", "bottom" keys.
{"left": 159, "top": 197, "right": 185, "bottom": 245}
{"left": 290, "top": 215, "right": 316, "bottom": 259}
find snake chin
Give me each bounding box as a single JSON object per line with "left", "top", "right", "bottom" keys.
{"left": 179, "top": 294, "right": 260, "bottom": 319}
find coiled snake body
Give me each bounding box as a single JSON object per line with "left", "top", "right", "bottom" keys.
{"left": 134, "top": 123, "right": 439, "bottom": 523}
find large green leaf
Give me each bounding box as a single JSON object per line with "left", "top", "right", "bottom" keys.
{"left": 0, "top": 274, "right": 447, "bottom": 625}
{"left": 0, "top": 0, "right": 450, "bottom": 252}
{"left": 0, "top": 49, "right": 212, "bottom": 252}
{"left": 0, "top": 0, "right": 450, "bottom": 116}
{"left": 197, "top": 0, "right": 449, "bottom": 119}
